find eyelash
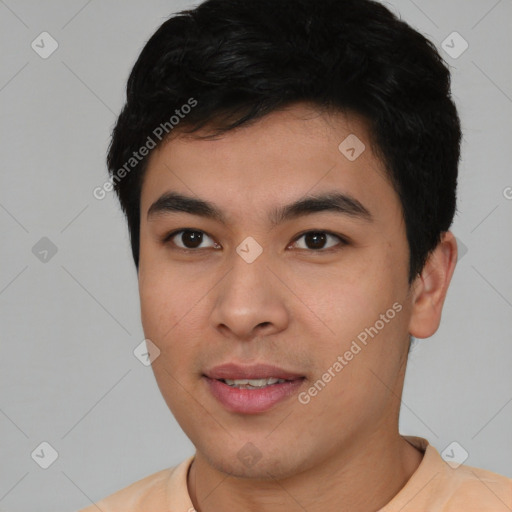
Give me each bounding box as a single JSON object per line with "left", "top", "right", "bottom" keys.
{"left": 161, "top": 228, "right": 349, "bottom": 254}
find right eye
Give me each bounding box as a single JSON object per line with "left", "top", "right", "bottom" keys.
{"left": 163, "top": 229, "right": 221, "bottom": 251}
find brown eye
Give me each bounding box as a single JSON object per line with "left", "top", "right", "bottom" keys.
{"left": 167, "top": 229, "right": 219, "bottom": 250}
{"left": 291, "top": 231, "right": 346, "bottom": 251}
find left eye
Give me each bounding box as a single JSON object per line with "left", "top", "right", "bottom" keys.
{"left": 290, "top": 231, "right": 346, "bottom": 251}
{"left": 163, "top": 229, "right": 346, "bottom": 252}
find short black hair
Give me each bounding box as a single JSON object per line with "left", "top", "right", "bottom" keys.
{"left": 107, "top": 0, "right": 461, "bottom": 282}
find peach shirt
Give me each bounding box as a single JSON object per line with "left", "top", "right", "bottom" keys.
{"left": 78, "top": 436, "right": 512, "bottom": 511}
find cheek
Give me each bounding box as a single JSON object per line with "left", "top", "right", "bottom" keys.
{"left": 139, "top": 264, "right": 201, "bottom": 350}
{"left": 139, "top": 273, "right": 172, "bottom": 339}
{"left": 139, "top": 271, "right": 202, "bottom": 415}
{"left": 305, "top": 254, "right": 402, "bottom": 344}
{"left": 300, "top": 250, "right": 408, "bottom": 396}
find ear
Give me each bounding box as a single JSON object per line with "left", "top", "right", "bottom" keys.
{"left": 408, "top": 231, "right": 458, "bottom": 339}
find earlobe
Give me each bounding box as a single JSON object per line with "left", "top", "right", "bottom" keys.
{"left": 408, "top": 231, "right": 458, "bottom": 339}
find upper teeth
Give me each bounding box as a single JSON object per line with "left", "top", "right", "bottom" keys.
{"left": 223, "top": 378, "right": 286, "bottom": 388}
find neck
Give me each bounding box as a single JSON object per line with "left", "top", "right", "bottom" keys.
{"left": 187, "top": 430, "right": 423, "bottom": 512}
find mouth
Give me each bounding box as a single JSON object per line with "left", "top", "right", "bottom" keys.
{"left": 203, "top": 363, "right": 306, "bottom": 414}
{"left": 217, "top": 377, "right": 291, "bottom": 389}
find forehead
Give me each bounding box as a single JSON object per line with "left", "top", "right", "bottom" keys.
{"left": 140, "top": 105, "right": 399, "bottom": 227}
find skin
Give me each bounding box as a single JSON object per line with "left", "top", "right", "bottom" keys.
{"left": 138, "top": 103, "right": 458, "bottom": 512}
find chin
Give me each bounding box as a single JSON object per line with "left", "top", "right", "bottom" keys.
{"left": 200, "top": 444, "right": 312, "bottom": 481}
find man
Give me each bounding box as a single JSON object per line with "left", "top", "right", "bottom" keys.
{"left": 80, "top": 0, "right": 512, "bottom": 510}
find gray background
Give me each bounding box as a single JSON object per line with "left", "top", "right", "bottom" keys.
{"left": 0, "top": 1, "right": 511, "bottom": 511}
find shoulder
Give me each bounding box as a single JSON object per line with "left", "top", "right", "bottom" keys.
{"left": 384, "top": 437, "right": 512, "bottom": 511}
{"left": 409, "top": 437, "right": 512, "bottom": 511}
{"left": 438, "top": 462, "right": 512, "bottom": 510}
{"left": 77, "top": 456, "right": 195, "bottom": 512}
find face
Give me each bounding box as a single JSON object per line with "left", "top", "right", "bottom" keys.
{"left": 138, "top": 104, "right": 414, "bottom": 479}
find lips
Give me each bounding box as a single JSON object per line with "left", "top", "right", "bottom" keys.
{"left": 203, "top": 363, "right": 306, "bottom": 414}
{"left": 204, "top": 363, "right": 304, "bottom": 381}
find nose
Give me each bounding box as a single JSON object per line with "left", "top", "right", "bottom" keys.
{"left": 209, "top": 250, "right": 290, "bottom": 341}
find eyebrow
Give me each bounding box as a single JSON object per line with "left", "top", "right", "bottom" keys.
{"left": 147, "top": 190, "right": 372, "bottom": 226}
